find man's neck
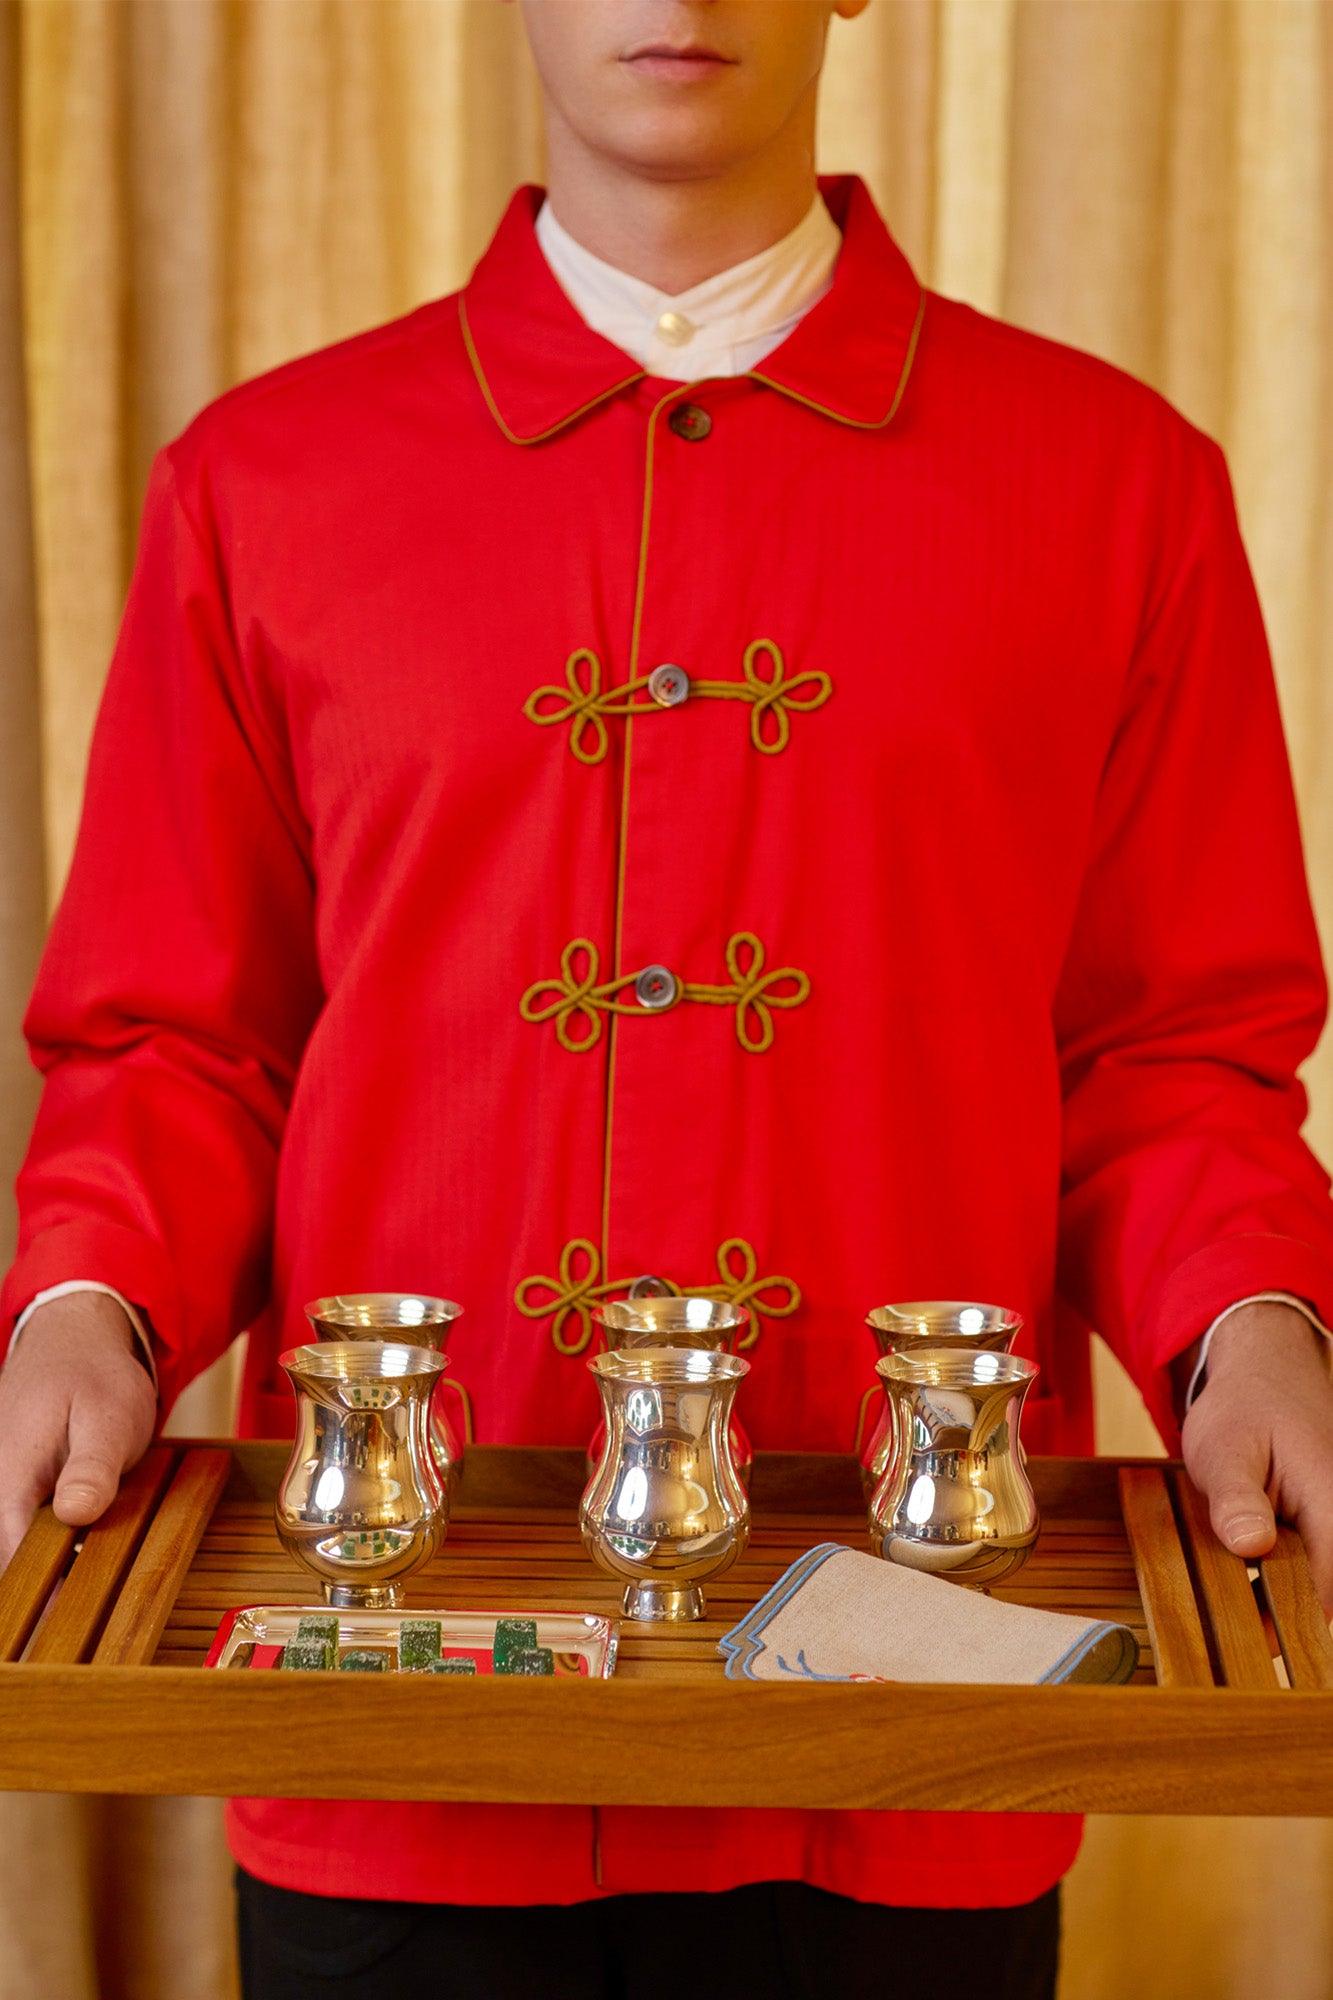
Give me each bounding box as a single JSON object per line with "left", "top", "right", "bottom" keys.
{"left": 541, "top": 100, "right": 820, "bottom": 294}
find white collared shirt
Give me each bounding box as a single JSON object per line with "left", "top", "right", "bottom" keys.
{"left": 535, "top": 192, "right": 843, "bottom": 381}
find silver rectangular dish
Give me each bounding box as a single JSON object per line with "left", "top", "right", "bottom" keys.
{"left": 205, "top": 1605, "right": 619, "bottom": 1677}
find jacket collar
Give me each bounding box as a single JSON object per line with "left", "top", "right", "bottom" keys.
{"left": 460, "top": 176, "right": 925, "bottom": 445}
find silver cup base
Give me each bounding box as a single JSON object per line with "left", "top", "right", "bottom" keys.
{"left": 623, "top": 1581, "right": 704, "bottom": 1622}
{"left": 323, "top": 1581, "right": 406, "bottom": 1610}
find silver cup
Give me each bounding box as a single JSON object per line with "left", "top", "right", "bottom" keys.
{"left": 860, "top": 1300, "right": 1022, "bottom": 1495}
{"left": 580, "top": 1346, "right": 750, "bottom": 1622}
{"left": 586, "top": 1298, "right": 753, "bottom": 1486}
{"left": 305, "top": 1293, "right": 466, "bottom": 1491}
{"left": 868, "top": 1349, "right": 1040, "bottom": 1587}
{"left": 276, "top": 1340, "right": 449, "bottom": 1608}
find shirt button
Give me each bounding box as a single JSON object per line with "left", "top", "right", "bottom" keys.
{"left": 655, "top": 311, "right": 694, "bottom": 347}
{"left": 628, "top": 1274, "right": 672, "bottom": 1300}
{"left": 668, "top": 404, "right": 712, "bottom": 442}
{"left": 635, "top": 965, "right": 680, "bottom": 1011}
{"left": 648, "top": 664, "right": 690, "bottom": 708}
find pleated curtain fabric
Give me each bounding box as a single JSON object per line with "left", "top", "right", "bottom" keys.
{"left": 1, "top": 3, "right": 1332, "bottom": 1996}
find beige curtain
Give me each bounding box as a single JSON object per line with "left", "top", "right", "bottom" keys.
{"left": 1, "top": 3, "right": 1330, "bottom": 1995}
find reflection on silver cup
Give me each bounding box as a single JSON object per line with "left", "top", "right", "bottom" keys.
{"left": 580, "top": 1346, "right": 750, "bottom": 1622}
{"left": 868, "top": 1348, "right": 1040, "bottom": 1587}
{"left": 305, "top": 1293, "right": 466, "bottom": 1491}
{"left": 586, "top": 1298, "right": 753, "bottom": 1486}
{"left": 276, "top": 1340, "right": 449, "bottom": 1608}
{"left": 859, "top": 1301, "right": 1023, "bottom": 1495}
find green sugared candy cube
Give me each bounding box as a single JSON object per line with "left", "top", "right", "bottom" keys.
{"left": 492, "top": 1618, "right": 539, "bottom": 1671}
{"left": 296, "top": 1615, "right": 339, "bottom": 1650}
{"left": 503, "top": 1647, "right": 554, "bottom": 1677}
{"left": 427, "top": 1657, "right": 477, "bottom": 1675}
{"left": 398, "top": 1619, "right": 443, "bottom": 1671}
{"left": 338, "top": 1649, "right": 389, "bottom": 1673}
{"left": 282, "top": 1638, "right": 334, "bottom": 1671}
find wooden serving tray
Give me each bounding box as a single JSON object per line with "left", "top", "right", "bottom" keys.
{"left": 1, "top": 1442, "right": 1331, "bottom": 1815}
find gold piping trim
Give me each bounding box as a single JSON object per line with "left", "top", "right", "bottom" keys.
{"left": 458, "top": 295, "right": 645, "bottom": 447}
{"left": 524, "top": 638, "right": 831, "bottom": 764}
{"left": 521, "top": 933, "right": 810, "bottom": 1054}
{"left": 601, "top": 385, "right": 693, "bottom": 1274}
{"left": 748, "top": 289, "right": 927, "bottom": 432}
{"left": 515, "top": 1237, "right": 801, "bottom": 1357}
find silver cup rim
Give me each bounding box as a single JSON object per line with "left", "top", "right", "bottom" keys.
{"left": 279, "top": 1339, "right": 449, "bottom": 1382}
{"left": 866, "top": 1300, "right": 1023, "bottom": 1338}
{"left": 305, "top": 1292, "right": 463, "bottom": 1328}
{"left": 875, "top": 1349, "right": 1037, "bottom": 1389}
{"left": 592, "top": 1296, "right": 750, "bottom": 1332}
{"left": 588, "top": 1345, "right": 750, "bottom": 1383}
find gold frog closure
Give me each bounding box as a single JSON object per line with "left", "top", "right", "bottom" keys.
{"left": 519, "top": 932, "right": 809, "bottom": 1054}
{"left": 515, "top": 1237, "right": 801, "bottom": 1357}
{"left": 523, "top": 639, "right": 831, "bottom": 765}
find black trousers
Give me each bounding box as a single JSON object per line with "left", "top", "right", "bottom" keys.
{"left": 236, "top": 1867, "right": 1060, "bottom": 2000}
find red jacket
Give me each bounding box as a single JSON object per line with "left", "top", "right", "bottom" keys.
{"left": 8, "top": 177, "right": 1333, "bottom": 1908}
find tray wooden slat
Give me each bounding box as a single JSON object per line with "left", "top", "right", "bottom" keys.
{"left": 93, "top": 1450, "right": 232, "bottom": 1666}
{"left": 0, "top": 1507, "right": 79, "bottom": 1662}
{"left": 1171, "top": 1470, "right": 1276, "bottom": 1690}
{"left": 1118, "top": 1465, "right": 1213, "bottom": 1687}
{"left": 1260, "top": 1525, "right": 1333, "bottom": 1691}
{"left": 24, "top": 1448, "right": 177, "bottom": 1665}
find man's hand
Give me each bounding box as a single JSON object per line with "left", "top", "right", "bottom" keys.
{"left": 0, "top": 1292, "right": 157, "bottom": 1568}
{"left": 1181, "top": 1300, "right": 1333, "bottom": 1612}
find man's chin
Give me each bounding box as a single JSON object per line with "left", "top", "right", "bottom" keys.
{"left": 592, "top": 114, "right": 760, "bottom": 184}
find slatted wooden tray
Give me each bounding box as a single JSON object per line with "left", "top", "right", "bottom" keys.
{"left": 1, "top": 1442, "right": 1331, "bottom": 1814}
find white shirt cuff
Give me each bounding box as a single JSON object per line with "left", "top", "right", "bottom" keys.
{"left": 1185, "top": 1291, "right": 1332, "bottom": 1407}
{"left": 9, "top": 1282, "right": 159, "bottom": 1393}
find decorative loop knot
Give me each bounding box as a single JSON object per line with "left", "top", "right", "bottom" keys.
{"left": 518, "top": 939, "right": 648, "bottom": 1053}
{"left": 522, "top": 650, "right": 634, "bottom": 768}
{"left": 685, "top": 932, "right": 811, "bottom": 1055}
{"left": 720, "top": 640, "right": 833, "bottom": 755}
{"left": 519, "top": 933, "right": 808, "bottom": 1055}
{"left": 515, "top": 1238, "right": 801, "bottom": 1357}
{"left": 523, "top": 639, "right": 831, "bottom": 766}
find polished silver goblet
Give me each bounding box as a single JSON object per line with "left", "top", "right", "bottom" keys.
{"left": 868, "top": 1348, "right": 1040, "bottom": 1587}
{"left": 276, "top": 1340, "right": 449, "bottom": 1609}
{"left": 305, "top": 1292, "right": 466, "bottom": 1490}
{"left": 859, "top": 1300, "right": 1022, "bottom": 1494}
{"left": 581, "top": 1346, "right": 750, "bottom": 1622}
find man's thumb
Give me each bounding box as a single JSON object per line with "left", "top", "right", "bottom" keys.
{"left": 1206, "top": 1478, "right": 1277, "bottom": 1559}
{"left": 52, "top": 1403, "right": 125, "bottom": 1527}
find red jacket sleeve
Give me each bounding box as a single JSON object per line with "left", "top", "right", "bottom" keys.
{"left": 1054, "top": 433, "right": 1333, "bottom": 1444}
{"left": 1, "top": 448, "right": 323, "bottom": 1414}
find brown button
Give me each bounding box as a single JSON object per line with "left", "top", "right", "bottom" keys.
{"left": 635, "top": 965, "right": 680, "bottom": 1011}
{"left": 648, "top": 664, "right": 690, "bottom": 708}
{"left": 669, "top": 404, "right": 712, "bottom": 443}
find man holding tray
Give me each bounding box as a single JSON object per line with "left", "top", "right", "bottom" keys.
{"left": 3, "top": 0, "right": 1333, "bottom": 1993}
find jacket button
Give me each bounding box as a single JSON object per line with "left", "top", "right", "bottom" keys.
{"left": 628, "top": 1274, "right": 671, "bottom": 1299}
{"left": 669, "top": 404, "right": 712, "bottom": 442}
{"left": 648, "top": 664, "right": 690, "bottom": 708}
{"left": 635, "top": 965, "right": 680, "bottom": 1011}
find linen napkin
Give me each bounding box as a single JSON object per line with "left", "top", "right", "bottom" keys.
{"left": 718, "top": 1542, "right": 1139, "bottom": 1685}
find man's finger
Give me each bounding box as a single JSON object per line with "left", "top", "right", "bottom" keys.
{"left": 1206, "top": 1480, "right": 1277, "bottom": 1559}
{"left": 52, "top": 1400, "right": 126, "bottom": 1527}
{"left": 52, "top": 1456, "right": 121, "bottom": 1526}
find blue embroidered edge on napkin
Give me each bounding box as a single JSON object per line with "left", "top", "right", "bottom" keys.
{"left": 717, "top": 1542, "right": 1139, "bottom": 1685}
